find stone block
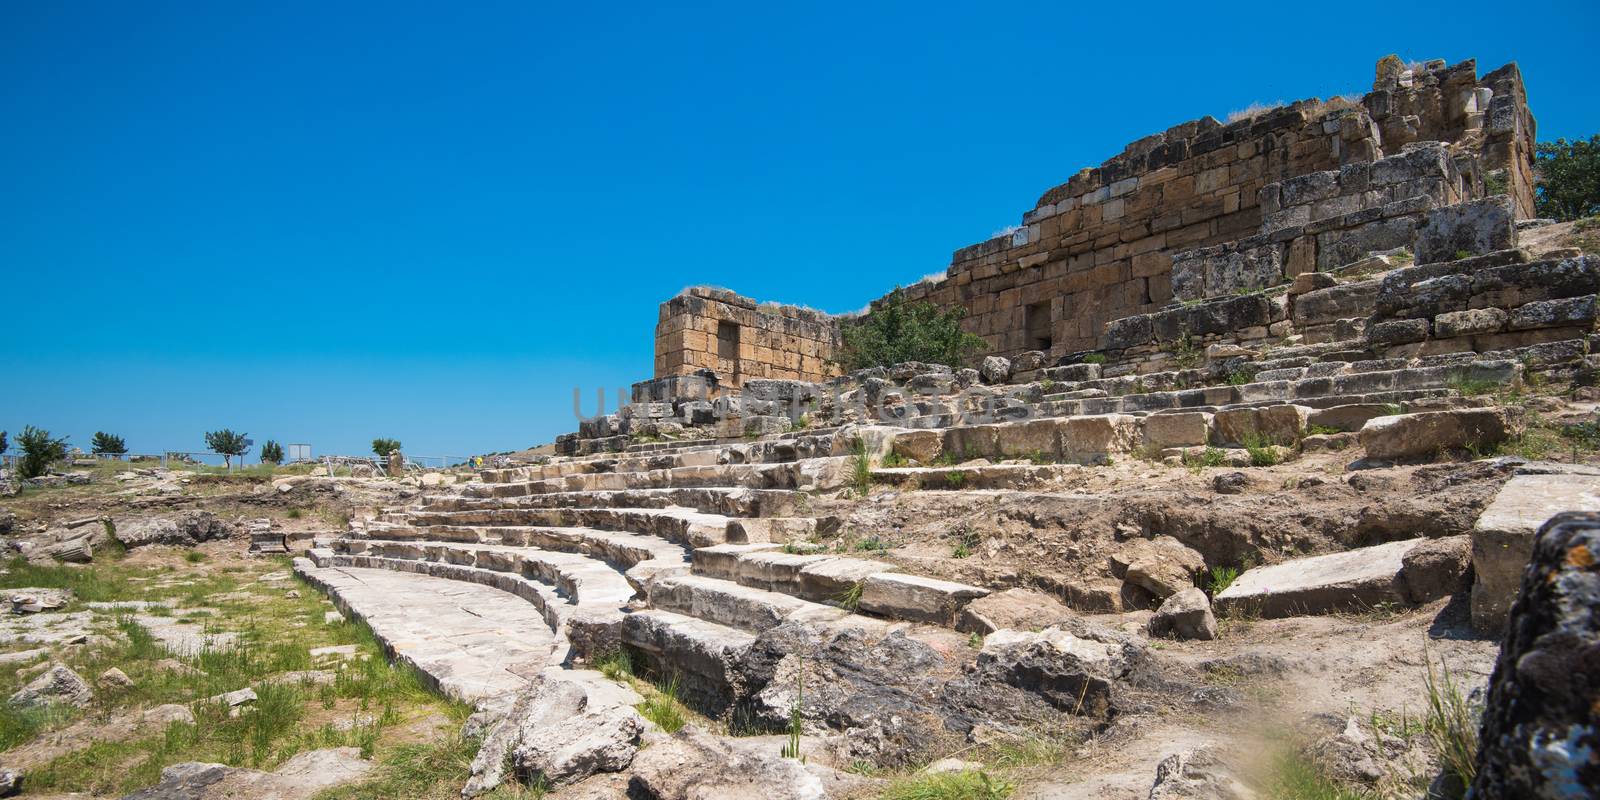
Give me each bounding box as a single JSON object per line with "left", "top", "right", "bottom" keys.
{"left": 1060, "top": 414, "right": 1141, "bottom": 464}
{"left": 1307, "top": 404, "right": 1392, "bottom": 433}
{"left": 994, "top": 419, "right": 1062, "bottom": 459}
{"left": 1359, "top": 408, "right": 1519, "bottom": 461}
{"left": 1143, "top": 412, "right": 1213, "bottom": 448}
{"left": 1212, "top": 404, "right": 1311, "bottom": 446}
{"left": 1434, "top": 308, "right": 1507, "bottom": 337}
{"left": 943, "top": 424, "right": 1001, "bottom": 461}
{"left": 1415, "top": 196, "right": 1516, "bottom": 265}
{"left": 1507, "top": 295, "right": 1597, "bottom": 331}
{"left": 1215, "top": 537, "right": 1450, "bottom": 618}
{"left": 1367, "top": 318, "right": 1430, "bottom": 345}
{"left": 890, "top": 430, "right": 943, "bottom": 464}
{"left": 859, "top": 573, "right": 990, "bottom": 626}
{"left": 1470, "top": 474, "right": 1600, "bottom": 634}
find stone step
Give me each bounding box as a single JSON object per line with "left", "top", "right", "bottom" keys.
{"left": 293, "top": 558, "right": 560, "bottom": 700}
{"left": 335, "top": 539, "right": 637, "bottom": 608}
{"left": 619, "top": 608, "right": 754, "bottom": 713}
{"left": 352, "top": 524, "right": 692, "bottom": 588}
{"left": 872, "top": 464, "right": 1078, "bottom": 491}
{"left": 468, "top": 457, "right": 853, "bottom": 496}
{"left": 644, "top": 574, "right": 849, "bottom": 634}
{"left": 397, "top": 506, "right": 744, "bottom": 548}
{"left": 435, "top": 487, "right": 806, "bottom": 518}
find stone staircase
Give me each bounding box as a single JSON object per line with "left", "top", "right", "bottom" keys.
{"left": 295, "top": 328, "right": 1549, "bottom": 717}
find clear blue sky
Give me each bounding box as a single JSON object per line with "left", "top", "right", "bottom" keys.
{"left": 2, "top": 2, "right": 1595, "bottom": 460}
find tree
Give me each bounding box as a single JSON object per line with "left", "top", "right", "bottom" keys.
{"left": 260, "top": 440, "right": 285, "bottom": 465}
{"left": 203, "top": 429, "right": 249, "bottom": 468}
{"left": 836, "top": 287, "right": 989, "bottom": 371}
{"left": 371, "top": 438, "right": 402, "bottom": 458}
{"left": 1535, "top": 135, "right": 1600, "bottom": 221}
{"left": 0, "top": 431, "right": 7, "bottom": 456}
{"left": 91, "top": 431, "right": 127, "bottom": 456}
{"left": 16, "top": 426, "right": 69, "bottom": 479}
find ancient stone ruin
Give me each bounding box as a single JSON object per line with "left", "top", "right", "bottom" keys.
{"left": 281, "top": 57, "right": 1597, "bottom": 797}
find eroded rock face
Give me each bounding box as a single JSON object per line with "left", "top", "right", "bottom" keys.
{"left": 464, "top": 671, "right": 643, "bottom": 797}
{"left": 1471, "top": 511, "right": 1600, "bottom": 798}
{"left": 119, "top": 748, "right": 371, "bottom": 800}
{"left": 1147, "top": 747, "right": 1255, "bottom": 799}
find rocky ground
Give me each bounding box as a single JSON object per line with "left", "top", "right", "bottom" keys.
{"left": 0, "top": 389, "right": 1594, "bottom": 799}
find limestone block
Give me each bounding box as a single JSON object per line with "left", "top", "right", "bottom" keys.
{"left": 994, "top": 419, "right": 1062, "bottom": 459}
{"left": 943, "top": 424, "right": 1001, "bottom": 461}
{"left": 1507, "top": 294, "right": 1597, "bottom": 331}
{"left": 1143, "top": 412, "right": 1213, "bottom": 448}
{"left": 890, "top": 430, "right": 943, "bottom": 464}
{"left": 979, "top": 356, "right": 1012, "bottom": 384}
{"left": 1212, "top": 404, "right": 1311, "bottom": 446}
{"left": 1367, "top": 318, "right": 1430, "bottom": 345}
{"left": 1307, "top": 404, "right": 1393, "bottom": 433}
{"left": 1415, "top": 196, "right": 1515, "bottom": 265}
{"left": 1470, "top": 474, "right": 1600, "bottom": 634}
{"left": 1359, "top": 409, "right": 1518, "bottom": 461}
{"left": 1215, "top": 538, "right": 1435, "bottom": 618}
{"left": 1434, "top": 307, "right": 1507, "bottom": 337}
{"left": 1060, "top": 415, "right": 1141, "bottom": 464}
{"left": 1148, "top": 588, "right": 1217, "bottom": 640}
{"left": 859, "top": 573, "right": 990, "bottom": 626}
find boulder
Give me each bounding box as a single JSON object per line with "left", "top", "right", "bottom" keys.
{"left": 956, "top": 588, "right": 1078, "bottom": 635}
{"left": 978, "top": 356, "right": 1012, "bottom": 385}
{"left": 1148, "top": 747, "right": 1255, "bottom": 799}
{"left": 1470, "top": 474, "right": 1600, "bottom": 634}
{"left": 9, "top": 664, "right": 93, "bottom": 709}
{"left": 515, "top": 704, "right": 643, "bottom": 786}
{"left": 114, "top": 511, "right": 235, "bottom": 548}
{"left": 99, "top": 667, "right": 135, "bottom": 689}
{"left": 1398, "top": 535, "right": 1472, "bottom": 604}
{"left": 627, "top": 725, "right": 866, "bottom": 800}
{"left": 465, "top": 672, "right": 643, "bottom": 797}
{"left": 1148, "top": 588, "right": 1217, "bottom": 641}
{"left": 964, "top": 625, "right": 1142, "bottom": 719}
{"left": 1470, "top": 511, "right": 1600, "bottom": 799}
{"left": 1359, "top": 409, "right": 1518, "bottom": 461}
{"left": 0, "top": 768, "right": 18, "bottom": 798}
{"left": 1111, "top": 536, "right": 1205, "bottom": 599}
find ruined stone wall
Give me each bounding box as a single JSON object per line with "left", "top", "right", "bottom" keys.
{"left": 653, "top": 287, "right": 841, "bottom": 388}
{"left": 884, "top": 58, "right": 1534, "bottom": 360}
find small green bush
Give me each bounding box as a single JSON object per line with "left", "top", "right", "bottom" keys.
{"left": 1207, "top": 566, "right": 1240, "bottom": 595}
{"left": 15, "top": 425, "right": 69, "bottom": 479}
{"left": 1081, "top": 353, "right": 1107, "bottom": 365}
{"left": 880, "top": 770, "right": 1014, "bottom": 800}
{"left": 836, "top": 287, "right": 988, "bottom": 370}
{"left": 260, "top": 440, "right": 285, "bottom": 465}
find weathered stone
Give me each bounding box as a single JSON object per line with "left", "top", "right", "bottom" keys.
{"left": 9, "top": 664, "right": 93, "bottom": 708}
{"left": 1470, "top": 474, "right": 1600, "bottom": 634}
{"left": 99, "top": 667, "right": 134, "bottom": 689}
{"left": 1113, "top": 536, "right": 1205, "bottom": 599}
{"left": 859, "top": 573, "right": 989, "bottom": 626}
{"left": 978, "top": 356, "right": 1012, "bottom": 385}
{"left": 1415, "top": 195, "right": 1515, "bottom": 265}
{"left": 1214, "top": 538, "right": 1455, "bottom": 618}
{"left": 1470, "top": 511, "right": 1600, "bottom": 798}
{"left": 1148, "top": 588, "right": 1217, "bottom": 641}
{"left": 1366, "top": 318, "right": 1429, "bottom": 345}
{"left": 956, "top": 588, "right": 1078, "bottom": 635}
{"left": 1398, "top": 535, "right": 1472, "bottom": 604}
{"left": 1147, "top": 747, "right": 1254, "bottom": 799}
{"left": 1060, "top": 414, "right": 1141, "bottom": 464}
{"left": 515, "top": 704, "right": 643, "bottom": 787}
{"left": 6, "top": 587, "right": 73, "bottom": 614}
{"left": 1143, "top": 412, "right": 1213, "bottom": 448}
{"left": 121, "top": 747, "right": 372, "bottom": 800}
{"left": 1212, "top": 404, "right": 1311, "bottom": 446}
{"left": 1508, "top": 294, "right": 1597, "bottom": 331}
{"left": 890, "top": 430, "right": 943, "bottom": 464}
{"left": 1434, "top": 307, "right": 1506, "bottom": 337}
{"left": 627, "top": 725, "right": 866, "bottom": 800}
{"left": 993, "top": 419, "right": 1061, "bottom": 459}
{"left": 1359, "top": 408, "right": 1518, "bottom": 461}
{"left": 114, "top": 511, "right": 234, "bottom": 549}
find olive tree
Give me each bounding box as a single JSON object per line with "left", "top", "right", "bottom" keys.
{"left": 203, "top": 429, "right": 249, "bottom": 468}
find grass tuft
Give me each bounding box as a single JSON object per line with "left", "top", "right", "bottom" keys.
{"left": 880, "top": 769, "right": 1015, "bottom": 800}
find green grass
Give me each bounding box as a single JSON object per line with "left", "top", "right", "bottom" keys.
{"left": 879, "top": 770, "right": 1015, "bottom": 800}
{"left": 636, "top": 674, "right": 688, "bottom": 734}
{"left": 594, "top": 649, "right": 634, "bottom": 682}
{"left": 184, "top": 550, "right": 208, "bottom": 563}
{"left": 1445, "top": 371, "right": 1499, "bottom": 396}
{"left": 1265, "top": 747, "right": 1374, "bottom": 800}
{"left": 834, "top": 581, "right": 865, "bottom": 612}
{"left": 1183, "top": 447, "right": 1227, "bottom": 474}
{"left": 314, "top": 733, "right": 498, "bottom": 800}
{"left": 2, "top": 555, "right": 464, "bottom": 796}
{"left": 1306, "top": 424, "right": 1342, "bottom": 436}
{"left": 1081, "top": 353, "right": 1107, "bottom": 365}
{"left": 944, "top": 470, "right": 967, "bottom": 489}
{"left": 1240, "top": 432, "right": 1283, "bottom": 467}
{"left": 1226, "top": 368, "right": 1257, "bottom": 386}
{"left": 1424, "top": 654, "right": 1479, "bottom": 797}
{"left": 881, "top": 451, "right": 909, "bottom": 468}
{"left": 1206, "top": 566, "right": 1240, "bottom": 595}
{"left": 851, "top": 442, "right": 873, "bottom": 497}
{"left": 853, "top": 535, "right": 891, "bottom": 553}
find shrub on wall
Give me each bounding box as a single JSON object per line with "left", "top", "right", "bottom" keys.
{"left": 836, "top": 288, "right": 988, "bottom": 370}
{"left": 1535, "top": 135, "right": 1600, "bottom": 221}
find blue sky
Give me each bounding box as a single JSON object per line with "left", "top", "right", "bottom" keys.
{"left": 2, "top": 2, "right": 1596, "bottom": 460}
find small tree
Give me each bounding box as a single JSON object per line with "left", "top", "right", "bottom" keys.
{"left": 371, "top": 438, "right": 402, "bottom": 457}
{"left": 836, "top": 287, "right": 989, "bottom": 371}
{"left": 1535, "top": 135, "right": 1600, "bottom": 221}
{"left": 203, "top": 429, "right": 249, "bottom": 468}
{"left": 16, "top": 426, "right": 69, "bottom": 479}
{"left": 91, "top": 431, "right": 128, "bottom": 456}
{"left": 0, "top": 431, "right": 7, "bottom": 456}
{"left": 260, "top": 440, "right": 285, "bottom": 465}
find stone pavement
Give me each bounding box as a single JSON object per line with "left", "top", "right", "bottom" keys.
{"left": 295, "top": 560, "right": 557, "bottom": 702}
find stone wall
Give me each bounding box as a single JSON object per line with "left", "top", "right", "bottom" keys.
{"left": 879, "top": 58, "right": 1533, "bottom": 359}
{"left": 653, "top": 287, "right": 842, "bottom": 388}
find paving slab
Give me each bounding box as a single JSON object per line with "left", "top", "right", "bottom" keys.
{"left": 294, "top": 559, "right": 557, "bottom": 702}
{"left": 1470, "top": 473, "right": 1600, "bottom": 633}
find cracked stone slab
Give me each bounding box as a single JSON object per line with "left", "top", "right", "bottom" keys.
{"left": 294, "top": 560, "right": 557, "bottom": 702}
